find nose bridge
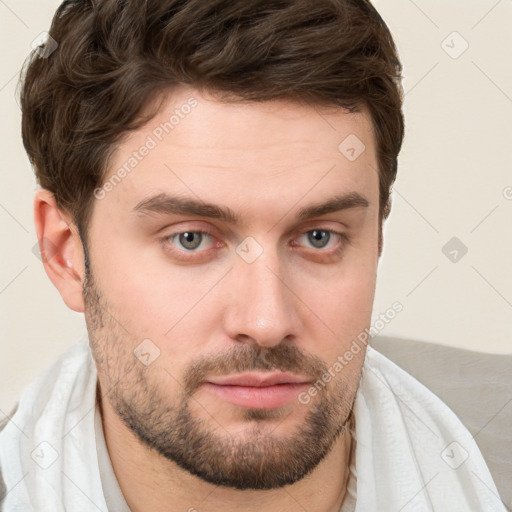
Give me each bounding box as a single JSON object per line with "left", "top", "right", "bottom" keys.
{"left": 225, "top": 239, "right": 297, "bottom": 347}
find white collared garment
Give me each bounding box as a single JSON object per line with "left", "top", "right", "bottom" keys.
{"left": 0, "top": 336, "right": 506, "bottom": 511}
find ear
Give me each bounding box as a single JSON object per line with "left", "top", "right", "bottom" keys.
{"left": 33, "top": 189, "right": 86, "bottom": 313}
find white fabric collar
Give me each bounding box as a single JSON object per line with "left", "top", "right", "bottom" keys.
{"left": 0, "top": 336, "right": 506, "bottom": 511}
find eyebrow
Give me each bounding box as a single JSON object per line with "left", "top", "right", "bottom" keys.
{"left": 132, "top": 191, "right": 369, "bottom": 224}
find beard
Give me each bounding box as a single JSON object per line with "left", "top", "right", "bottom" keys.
{"left": 83, "top": 264, "right": 359, "bottom": 491}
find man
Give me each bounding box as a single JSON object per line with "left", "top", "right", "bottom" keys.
{"left": 0, "top": 0, "right": 506, "bottom": 510}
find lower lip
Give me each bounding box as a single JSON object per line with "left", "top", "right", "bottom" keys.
{"left": 202, "top": 382, "right": 310, "bottom": 409}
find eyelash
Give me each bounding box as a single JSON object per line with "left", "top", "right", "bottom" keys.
{"left": 159, "top": 227, "right": 350, "bottom": 261}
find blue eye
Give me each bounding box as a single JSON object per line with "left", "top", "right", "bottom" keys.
{"left": 167, "top": 231, "right": 214, "bottom": 252}
{"left": 298, "top": 229, "right": 346, "bottom": 250}
{"left": 305, "top": 229, "right": 331, "bottom": 249}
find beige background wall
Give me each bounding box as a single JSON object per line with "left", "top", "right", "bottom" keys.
{"left": 1, "top": 0, "right": 511, "bottom": 413}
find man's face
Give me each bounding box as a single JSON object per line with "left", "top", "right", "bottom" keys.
{"left": 84, "top": 86, "right": 380, "bottom": 490}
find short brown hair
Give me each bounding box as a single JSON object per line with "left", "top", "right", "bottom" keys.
{"left": 21, "top": 0, "right": 404, "bottom": 251}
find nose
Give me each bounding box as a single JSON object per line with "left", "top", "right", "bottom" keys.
{"left": 223, "top": 248, "right": 300, "bottom": 349}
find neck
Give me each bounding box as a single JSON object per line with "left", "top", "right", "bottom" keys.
{"left": 99, "top": 389, "right": 353, "bottom": 512}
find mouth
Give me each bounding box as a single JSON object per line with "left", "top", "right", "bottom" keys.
{"left": 201, "top": 372, "right": 312, "bottom": 409}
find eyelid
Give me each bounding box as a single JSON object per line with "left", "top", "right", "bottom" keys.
{"left": 161, "top": 223, "right": 346, "bottom": 242}
{"left": 160, "top": 224, "right": 349, "bottom": 260}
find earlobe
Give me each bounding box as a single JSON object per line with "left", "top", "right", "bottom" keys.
{"left": 33, "top": 189, "right": 86, "bottom": 313}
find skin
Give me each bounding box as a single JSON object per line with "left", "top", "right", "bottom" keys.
{"left": 34, "top": 85, "right": 380, "bottom": 512}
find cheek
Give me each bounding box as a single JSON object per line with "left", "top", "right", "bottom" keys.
{"left": 295, "top": 248, "right": 376, "bottom": 370}
{"left": 101, "top": 271, "right": 197, "bottom": 342}
{"left": 304, "top": 279, "right": 374, "bottom": 366}
{"left": 87, "top": 227, "right": 171, "bottom": 336}
{"left": 90, "top": 234, "right": 218, "bottom": 363}
{"left": 303, "top": 246, "right": 377, "bottom": 327}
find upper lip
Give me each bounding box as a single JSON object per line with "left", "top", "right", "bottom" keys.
{"left": 206, "top": 372, "right": 311, "bottom": 387}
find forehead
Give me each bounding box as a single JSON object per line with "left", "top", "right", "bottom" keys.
{"left": 97, "top": 86, "right": 378, "bottom": 226}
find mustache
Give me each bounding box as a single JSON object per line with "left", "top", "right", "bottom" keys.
{"left": 182, "top": 341, "right": 328, "bottom": 395}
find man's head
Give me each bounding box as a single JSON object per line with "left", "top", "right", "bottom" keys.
{"left": 25, "top": 0, "right": 404, "bottom": 492}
